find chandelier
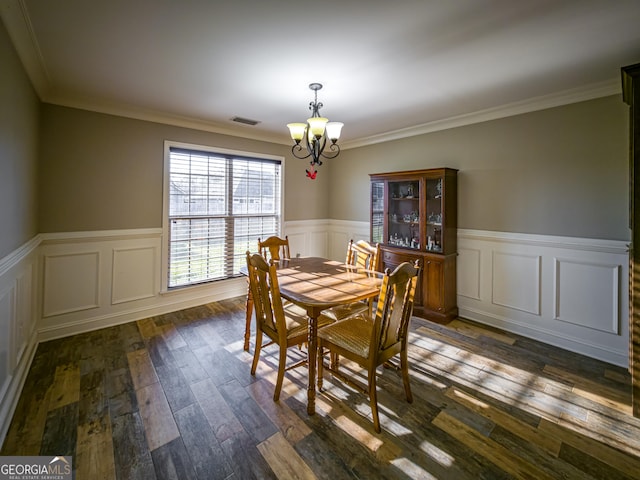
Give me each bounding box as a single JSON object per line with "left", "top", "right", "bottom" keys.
{"left": 287, "top": 83, "right": 343, "bottom": 179}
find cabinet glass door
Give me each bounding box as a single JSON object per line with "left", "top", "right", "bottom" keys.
{"left": 425, "top": 177, "right": 443, "bottom": 252}
{"left": 371, "top": 181, "right": 384, "bottom": 244}
{"left": 388, "top": 180, "right": 420, "bottom": 249}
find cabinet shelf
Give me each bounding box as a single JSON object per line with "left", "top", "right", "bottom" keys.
{"left": 390, "top": 220, "right": 419, "bottom": 225}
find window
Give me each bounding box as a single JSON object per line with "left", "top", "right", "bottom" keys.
{"left": 164, "top": 143, "right": 283, "bottom": 288}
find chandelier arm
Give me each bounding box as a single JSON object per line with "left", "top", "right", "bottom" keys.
{"left": 291, "top": 143, "right": 311, "bottom": 160}
{"left": 319, "top": 142, "right": 340, "bottom": 160}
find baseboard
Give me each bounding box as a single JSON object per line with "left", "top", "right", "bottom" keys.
{"left": 458, "top": 306, "right": 628, "bottom": 367}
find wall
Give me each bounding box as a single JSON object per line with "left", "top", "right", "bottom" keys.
{"left": 329, "top": 95, "right": 630, "bottom": 241}
{"left": 0, "top": 20, "right": 39, "bottom": 258}
{"left": 0, "top": 20, "right": 40, "bottom": 446}
{"left": 38, "top": 104, "right": 329, "bottom": 233}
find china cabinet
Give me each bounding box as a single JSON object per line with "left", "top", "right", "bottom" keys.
{"left": 370, "top": 168, "right": 457, "bottom": 323}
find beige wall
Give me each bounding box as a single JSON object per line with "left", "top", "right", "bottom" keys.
{"left": 329, "top": 95, "right": 630, "bottom": 241}
{"left": 38, "top": 105, "right": 329, "bottom": 233}
{"left": 0, "top": 20, "right": 39, "bottom": 258}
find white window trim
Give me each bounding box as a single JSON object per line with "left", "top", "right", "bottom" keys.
{"left": 161, "top": 140, "right": 285, "bottom": 293}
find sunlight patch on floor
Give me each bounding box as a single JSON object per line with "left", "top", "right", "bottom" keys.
{"left": 419, "top": 440, "right": 455, "bottom": 467}
{"left": 391, "top": 456, "right": 438, "bottom": 479}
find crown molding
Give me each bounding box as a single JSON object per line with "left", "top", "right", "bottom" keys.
{"left": 46, "top": 95, "right": 290, "bottom": 146}
{"left": 340, "top": 79, "right": 622, "bottom": 149}
{"left": 45, "top": 79, "right": 623, "bottom": 151}
{"left": 0, "top": 0, "right": 50, "bottom": 97}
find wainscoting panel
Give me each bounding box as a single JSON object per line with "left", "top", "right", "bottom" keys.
{"left": 457, "top": 247, "right": 481, "bottom": 300}
{"left": 284, "top": 231, "right": 308, "bottom": 258}
{"left": 329, "top": 230, "right": 350, "bottom": 260}
{"left": 285, "top": 220, "right": 370, "bottom": 262}
{"left": 309, "top": 230, "right": 328, "bottom": 259}
{"left": 491, "top": 251, "right": 541, "bottom": 315}
{"left": 0, "top": 236, "right": 40, "bottom": 446}
{"left": 14, "top": 264, "right": 34, "bottom": 373}
{"left": 112, "top": 245, "right": 158, "bottom": 305}
{"left": 0, "top": 283, "right": 13, "bottom": 403}
{"left": 326, "top": 220, "right": 371, "bottom": 262}
{"left": 457, "top": 229, "right": 630, "bottom": 366}
{"left": 284, "top": 220, "right": 329, "bottom": 258}
{"left": 0, "top": 224, "right": 632, "bottom": 448}
{"left": 38, "top": 230, "right": 246, "bottom": 341}
{"left": 42, "top": 251, "right": 100, "bottom": 317}
{"left": 263, "top": 219, "right": 371, "bottom": 262}
{"left": 553, "top": 258, "right": 620, "bottom": 335}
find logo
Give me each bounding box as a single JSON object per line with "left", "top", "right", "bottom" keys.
{"left": 0, "top": 456, "right": 72, "bottom": 480}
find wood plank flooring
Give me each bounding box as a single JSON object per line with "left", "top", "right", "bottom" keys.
{"left": 2, "top": 296, "right": 640, "bottom": 479}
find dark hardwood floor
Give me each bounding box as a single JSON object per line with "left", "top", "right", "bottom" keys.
{"left": 2, "top": 296, "right": 639, "bottom": 479}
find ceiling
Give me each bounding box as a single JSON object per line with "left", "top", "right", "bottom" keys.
{"left": 2, "top": 0, "right": 640, "bottom": 148}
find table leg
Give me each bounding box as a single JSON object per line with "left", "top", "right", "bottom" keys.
{"left": 306, "top": 310, "right": 318, "bottom": 415}
{"left": 244, "top": 281, "right": 253, "bottom": 352}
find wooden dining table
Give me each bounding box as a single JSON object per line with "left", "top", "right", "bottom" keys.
{"left": 243, "top": 256, "right": 382, "bottom": 415}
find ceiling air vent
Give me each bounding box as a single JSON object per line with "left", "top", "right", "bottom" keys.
{"left": 231, "top": 116, "right": 260, "bottom": 126}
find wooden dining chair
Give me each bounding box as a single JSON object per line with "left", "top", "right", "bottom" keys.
{"left": 246, "top": 252, "right": 332, "bottom": 401}
{"left": 244, "top": 235, "right": 291, "bottom": 351}
{"left": 258, "top": 235, "right": 291, "bottom": 262}
{"left": 347, "top": 239, "right": 380, "bottom": 270}
{"left": 317, "top": 261, "right": 419, "bottom": 432}
{"left": 322, "top": 239, "right": 381, "bottom": 322}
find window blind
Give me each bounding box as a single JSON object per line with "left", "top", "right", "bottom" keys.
{"left": 168, "top": 147, "right": 282, "bottom": 288}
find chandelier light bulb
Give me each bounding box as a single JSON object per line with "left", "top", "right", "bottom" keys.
{"left": 325, "top": 122, "right": 344, "bottom": 143}
{"left": 287, "top": 123, "right": 306, "bottom": 144}
{"left": 307, "top": 117, "right": 328, "bottom": 139}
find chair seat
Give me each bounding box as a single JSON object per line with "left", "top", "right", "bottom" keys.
{"left": 317, "top": 314, "right": 372, "bottom": 358}
{"left": 321, "top": 301, "right": 369, "bottom": 322}
{"left": 282, "top": 302, "right": 307, "bottom": 318}
{"left": 279, "top": 303, "right": 334, "bottom": 340}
